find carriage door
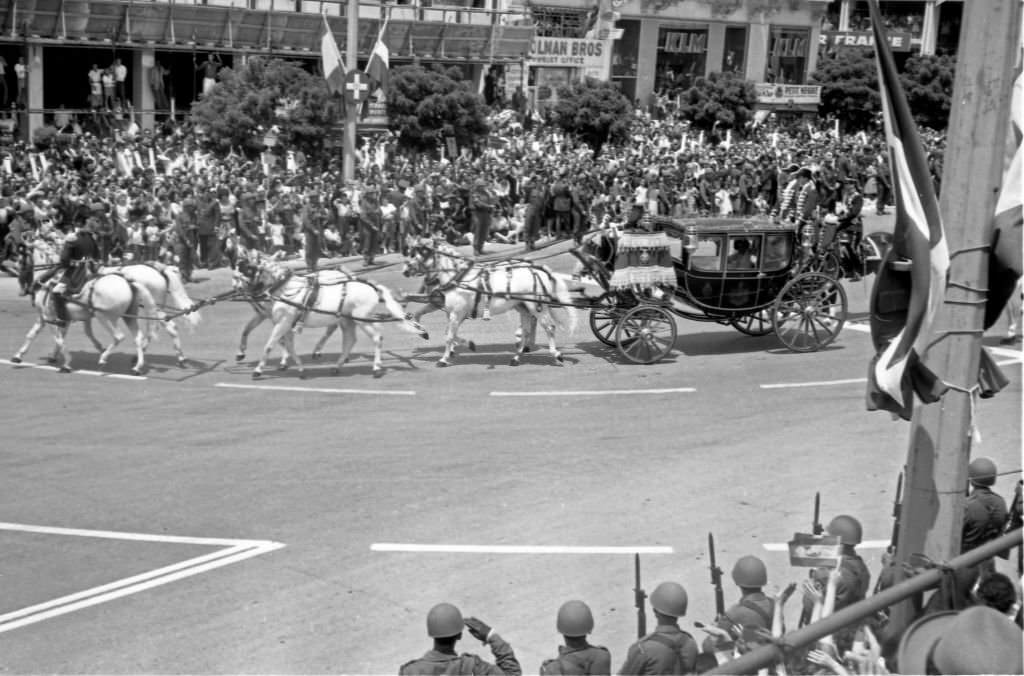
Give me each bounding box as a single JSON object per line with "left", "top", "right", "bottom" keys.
{"left": 684, "top": 233, "right": 725, "bottom": 307}
{"left": 723, "top": 234, "right": 762, "bottom": 308}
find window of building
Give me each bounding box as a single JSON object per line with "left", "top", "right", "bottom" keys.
{"left": 656, "top": 25, "right": 708, "bottom": 96}
{"left": 530, "top": 5, "right": 592, "bottom": 38}
{"left": 722, "top": 25, "right": 747, "bottom": 74}
{"left": 611, "top": 19, "right": 640, "bottom": 102}
{"left": 766, "top": 26, "right": 809, "bottom": 84}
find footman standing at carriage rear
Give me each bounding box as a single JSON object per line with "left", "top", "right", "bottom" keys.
{"left": 33, "top": 217, "right": 100, "bottom": 325}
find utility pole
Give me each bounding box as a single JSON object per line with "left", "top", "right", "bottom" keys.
{"left": 343, "top": 0, "right": 358, "bottom": 181}
{"left": 894, "top": 0, "right": 1020, "bottom": 566}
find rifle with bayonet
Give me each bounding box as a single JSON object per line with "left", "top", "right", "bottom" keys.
{"left": 812, "top": 491, "right": 823, "bottom": 536}
{"left": 708, "top": 532, "right": 725, "bottom": 620}
{"left": 889, "top": 471, "right": 904, "bottom": 554}
{"left": 633, "top": 553, "right": 647, "bottom": 639}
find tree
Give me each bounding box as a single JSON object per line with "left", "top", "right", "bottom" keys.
{"left": 677, "top": 71, "right": 758, "bottom": 133}
{"left": 388, "top": 64, "right": 490, "bottom": 153}
{"left": 810, "top": 51, "right": 880, "bottom": 131}
{"left": 190, "top": 57, "right": 342, "bottom": 162}
{"left": 551, "top": 77, "right": 635, "bottom": 154}
{"left": 899, "top": 53, "right": 955, "bottom": 131}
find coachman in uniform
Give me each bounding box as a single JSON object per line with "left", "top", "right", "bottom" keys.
{"left": 34, "top": 218, "right": 101, "bottom": 324}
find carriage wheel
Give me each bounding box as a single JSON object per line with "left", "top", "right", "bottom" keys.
{"left": 808, "top": 251, "right": 842, "bottom": 279}
{"left": 589, "top": 292, "right": 629, "bottom": 346}
{"left": 772, "top": 272, "right": 847, "bottom": 353}
{"left": 731, "top": 309, "right": 774, "bottom": 337}
{"left": 614, "top": 305, "right": 678, "bottom": 364}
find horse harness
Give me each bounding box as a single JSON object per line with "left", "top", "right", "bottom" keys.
{"left": 255, "top": 267, "right": 389, "bottom": 327}
{"left": 424, "top": 250, "right": 562, "bottom": 318}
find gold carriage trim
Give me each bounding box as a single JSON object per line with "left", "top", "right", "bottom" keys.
{"left": 609, "top": 231, "right": 676, "bottom": 291}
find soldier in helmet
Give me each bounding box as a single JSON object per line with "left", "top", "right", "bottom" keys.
{"left": 617, "top": 581, "right": 697, "bottom": 675}
{"left": 700, "top": 556, "right": 775, "bottom": 662}
{"left": 399, "top": 602, "right": 522, "bottom": 675}
{"left": 539, "top": 600, "right": 611, "bottom": 675}
{"left": 963, "top": 457, "right": 1008, "bottom": 565}
{"left": 801, "top": 515, "right": 871, "bottom": 653}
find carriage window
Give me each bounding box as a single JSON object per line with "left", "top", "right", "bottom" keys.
{"left": 762, "top": 234, "right": 792, "bottom": 271}
{"left": 690, "top": 235, "right": 723, "bottom": 271}
{"left": 727, "top": 236, "right": 759, "bottom": 270}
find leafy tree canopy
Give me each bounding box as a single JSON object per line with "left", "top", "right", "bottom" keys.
{"left": 190, "top": 57, "right": 341, "bottom": 161}
{"left": 677, "top": 71, "right": 758, "bottom": 132}
{"left": 388, "top": 64, "right": 490, "bottom": 152}
{"left": 551, "top": 77, "right": 635, "bottom": 154}
{"left": 810, "top": 50, "right": 880, "bottom": 131}
{"left": 899, "top": 53, "right": 955, "bottom": 131}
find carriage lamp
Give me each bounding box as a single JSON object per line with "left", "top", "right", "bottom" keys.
{"left": 683, "top": 224, "right": 698, "bottom": 254}
{"left": 800, "top": 223, "right": 816, "bottom": 254}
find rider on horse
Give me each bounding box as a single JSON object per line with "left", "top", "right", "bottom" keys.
{"left": 34, "top": 217, "right": 101, "bottom": 324}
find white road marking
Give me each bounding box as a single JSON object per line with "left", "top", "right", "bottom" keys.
{"left": 0, "top": 523, "right": 284, "bottom": 634}
{"left": 762, "top": 539, "right": 890, "bottom": 552}
{"left": 214, "top": 382, "right": 416, "bottom": 396}
{"left": 371, "top": 543, "right": 675, "bottom": 555}
{"left": 760, "top": 378, "right": 867, "bottom": 390}
{"left": 490, "top": 387, "right": 696, "bottom": 397}
{"left": 0, "top": 358, "right": 146, "bottom": 380}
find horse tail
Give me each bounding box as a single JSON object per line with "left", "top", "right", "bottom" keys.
{"left": 164, "top": 265, "right": 201, "bottom": 331}
{"left": 546, "top": 268, "right": 578, "bottom": 335}
{"left": 378, "top": 285, "right": 427, "bottom": 336}
{"left": 130, "top": 280, "right": 161, "bottom": 343}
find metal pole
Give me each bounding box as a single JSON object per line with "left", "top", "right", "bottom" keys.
{"left": 343, "top": 0, "right": 358, "bottom": 181}
{"left": 894, "top": 0, "right": 1021, "bottom": 569}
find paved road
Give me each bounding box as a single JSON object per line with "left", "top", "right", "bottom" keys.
{"left": 0, "top": 221, "right": 1019, "bottom": 673}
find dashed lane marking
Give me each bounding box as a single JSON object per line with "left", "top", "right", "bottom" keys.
{"left": 0, "top": 358, "right": 147, "bottom": 380}
{"left": 215, "top": 382, "right": 416, "bottom": 396}
{"left": 760, "top": 377, "right": 867, "bottom": 390}
{"left": 763, "top": 539, "right": 889, "bottom": 552}
{"left": 490, "top": 387, "right": 696, "bottom": 397}
{"left": 371, "top": 543, "right": 674, "bottom": 554}
{"left": 0, "top": 522, "right": 284, "bottom": 634}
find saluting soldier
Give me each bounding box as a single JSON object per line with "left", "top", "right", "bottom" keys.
{"left": 962, "top": 457, "right": 1009, "bottom": 569}
{"left": 400, "top": 602, "right": 522, "bottom": 676}
{"left": 618, "top": 582, "right": 698, "bottom": 675}
{"left": 540, "top": 600, "right": 611, "bottom": 675}
{"left": 359, "top": 177, "right": 382, "bottom": 266}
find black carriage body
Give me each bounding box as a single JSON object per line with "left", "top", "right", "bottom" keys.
{"left": 646, "top": 216, "right": 799, "bottom": 320}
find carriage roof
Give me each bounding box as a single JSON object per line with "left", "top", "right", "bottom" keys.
{"left": 646, "top": 216, "right": 798, "bottom": 237}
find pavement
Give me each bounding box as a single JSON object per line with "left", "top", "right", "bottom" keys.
{"left": 0, "top": 213, "right": 1019, "bottom": 673}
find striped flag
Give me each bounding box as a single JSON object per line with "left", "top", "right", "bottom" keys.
{"left": 984, "top": 67, "right": 1023, "bottom": 329}
{"left": 365, "top": 30, "right": 389, "bottom": 94}
{"left": 866, "top": 0, "right": 950, "bottom": 420}
{"left": 320, "top": 14, "right": 345, "bottom": 96}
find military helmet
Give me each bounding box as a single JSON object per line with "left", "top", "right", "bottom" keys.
{"left": 649, "top": 581, "right": 688, "bottom": 618}
{"left": 731, "top": 555, "right": 768, "bottom": 588}
{"left": 556, "top": 600, "right": 594, "bottom": 637}
{"left": 426, "top": 602, "right": 464, "bottom": 638}
{"left": 827, "top": 515, "right": 863, "bottom": 546}
{"left": 968, "top": 457, "right": 998, "bottom": 486}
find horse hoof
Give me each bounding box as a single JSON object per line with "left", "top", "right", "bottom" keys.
{"left": 131, "top": 368, "right": 142, "bottom": 376}
{"left": 510, "top": 358, "right": 520, "bottom": 367}
{"left": 252, "top": 370, "right": 262, "bottom": 379}
{"left": 277, "top": 364, "right": 288, "bottom": 371}
{"left": 59, "top": 366, "right": 71, "bottom": 374}
{"left": 556, "top": 353, "right": 565, "bottom": 364}
{"left": 177, "top": 357, "right": 187, "bottom": 367}
{"left": 235, "top": 353, "right": 245, "bottom": 362}
{"left": 436, "top": 360, "right": 449, "bottom": 368}
{"left": 10, "top": 356, "right": 21, "bottom": 364}
{"left": 467, "top": 340, "right": 477, "bottom": 352}
{"left": 523, "top": 346, "right": 533, "bottom": 354}
{"left": 373, "top": 368, "right": 384, "bottom": 379}
{"left": 297, "top": 371, "right": 307, "bottom": 380}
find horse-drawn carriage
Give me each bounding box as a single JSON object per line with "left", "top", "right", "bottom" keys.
{"left": 573, "top": 216, "right": 849, "bottom": 364}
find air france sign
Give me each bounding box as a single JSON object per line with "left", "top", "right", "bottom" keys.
{"left": 527, "top": 37, "right": 612, "bottom": 80}
{"left": 820, "top": 31, "right": 913, "bottom": 52}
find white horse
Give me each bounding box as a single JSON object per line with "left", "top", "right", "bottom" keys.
{"left": 232, "top": 253, "right": 353, "bottom": 366}
{"left": 402, "top": 241, "right": 577, "bottom": 367}
{"left": 26, "top": 246, "right": 202, "bottom": 365}
{"left": 234, "top": 256, "right": 429, "bottom": 378}
{"left": 12, "top": 273, "right": 159, "bottom": 374}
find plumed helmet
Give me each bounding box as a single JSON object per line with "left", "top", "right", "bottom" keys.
{"left": 426, "top": 602, "right": 464, "bottom": 638}
{"left": 968, "top": 457, "right": 998, "bottom": 486}
{"left": 731, "top": 555, "right": 768, "bottom": 588}
{"left": 827, "top": 515, "right": 863, "bottom": 546}
{"left": 650, "top": 582, "right": 688, "bottom": 618}
{"left": 556, "top": 600, "right": 594, "bottom": 637}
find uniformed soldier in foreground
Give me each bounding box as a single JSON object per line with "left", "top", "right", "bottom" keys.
{"left": 700, "top": 555, "right": 775, "bottom": 660}
{"left": 962, "top": 456, "right": 1009, "bottom": 567}
{"left": 400, "top": 602, "right": 522, "bottom": 676}
{"left": 617, "top": 582, "right": 697, "bottom": 675}
{"left": 539, "top": 600, "right": 611, "bottom": 675}
{"left": 802, "top": 515, "right": 871, "bottom": 653}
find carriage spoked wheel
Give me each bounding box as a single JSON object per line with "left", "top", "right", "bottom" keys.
{"left": 614, "top": 304, "right": 678, "bottom": 364}
{"left": 808, "top": 251, "right": 842, "bottom": 280}
{"left": 589, "top": 292, "right": 632, "bottom": 346}
{"left": 731, "top": 309, "right": 775, "bottom": 336}
{"left": 771, "top": 272, "right": 848, "bottom": 353}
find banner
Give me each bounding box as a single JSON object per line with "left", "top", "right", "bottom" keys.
{"left": 754, "top": 83, "right": 821, "bottom": 106}
{"left": 788, "top": 533, "right": 842, "bottom": 568}
{"left": 820, "top": 30, "right": 913, "bottom": 53}
{"left": 527, "top": 36, "right": 611, "bottom": 80}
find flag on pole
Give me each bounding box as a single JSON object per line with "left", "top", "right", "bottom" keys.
{"left": 320, "top": 14, "right": 346, "bottom": 96}
{"left": 365, "top": 27, "right": 390, "bottom": 94}
{"left": 865, "top": 0, "right": 951, "bottom": 420}
{"left": 984, "top": 67, "right": 1023, "bottom": 329}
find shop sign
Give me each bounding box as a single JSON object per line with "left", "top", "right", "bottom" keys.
{"left": 754, "top": 83, "right": 821, "bottom": 106}
{"left": 359, "top": 99, "right": 389, "bottom": 129}
{"left": 820, "top": 30, "right": 912, "bottom": 52}
{"left": 661, "top": 30, "right": 707, "bottom": 54}
{"left": 527, "top": 37, "right": 610, "bottom": 72}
